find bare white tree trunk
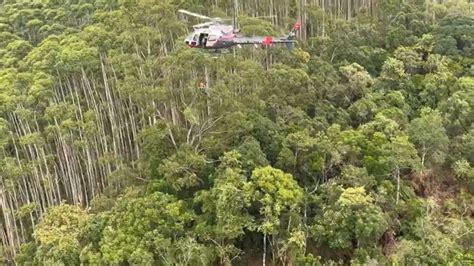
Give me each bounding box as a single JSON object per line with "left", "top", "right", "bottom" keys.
{"left": 396, "top": 166, "right": 400, "bottom": 205}
{"left": 263, "top": 233, "right": 267, "bottom": 266}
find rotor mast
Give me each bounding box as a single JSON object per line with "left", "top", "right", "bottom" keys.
{"left": 232, "top": 0, "right": 238, "bottom": 32}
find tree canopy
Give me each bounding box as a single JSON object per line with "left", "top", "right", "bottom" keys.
{"left": 0, "top": 0, "right": 473, "bottom": 265}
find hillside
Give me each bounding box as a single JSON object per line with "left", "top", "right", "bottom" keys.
{"left": 0, "top": 0, "right": 473, "bottom": 264}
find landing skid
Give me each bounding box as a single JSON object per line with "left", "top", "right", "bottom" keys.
{"left": 205, "top": 49, "right": 231, "bottom": 54}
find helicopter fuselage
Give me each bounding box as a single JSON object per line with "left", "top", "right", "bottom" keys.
{"left": 184, "top": 25, "right": 237, "bottom": 49}
{"left": 182, "top": 20, "right": 299, "bottom": 52}
{"left": 179, "top": 9, "right": 299, "bottom": 52}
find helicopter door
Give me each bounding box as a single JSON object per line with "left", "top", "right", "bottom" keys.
{"left": 198, "top": 33, "right": 208, "bottom": 47}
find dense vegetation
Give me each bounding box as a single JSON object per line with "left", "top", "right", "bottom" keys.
{"left": 0, "top": 0, "right": 473, "bottom": 264}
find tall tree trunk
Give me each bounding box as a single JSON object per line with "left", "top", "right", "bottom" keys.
{"left": 396, "top": 166, "right": 400, "bottom": 205}
{"left": 263, "top": 233, "right": 266, "bottom": 266}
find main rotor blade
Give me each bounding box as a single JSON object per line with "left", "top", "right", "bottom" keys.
{"left": 193, "top": 22, "right": 217, "bottom": 28}
{"left": 220, "top": 15, "right": 276, "bottom": 22}
{"left": 178, "top": 9, "right": 213, "bottom": 21}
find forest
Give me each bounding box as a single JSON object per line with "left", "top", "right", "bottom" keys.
{"left": 0, "top": 0, "right": 473, "bottom": 264}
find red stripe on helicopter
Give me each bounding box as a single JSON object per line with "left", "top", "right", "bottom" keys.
{"left": 263, "top": 36, "right": 273, "bottom": 45}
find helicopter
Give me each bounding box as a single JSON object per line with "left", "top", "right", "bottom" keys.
{"left": 178, "top": 8, "right": 300, "bottom": 52}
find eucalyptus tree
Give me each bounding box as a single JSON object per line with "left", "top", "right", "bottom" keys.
{"left": 1, "top": 0, "right": 473, "bottom": 264}
{"left": 408, "top": 107, "right": 449, "bottom": 169}
{"left": 195, "top": 151, "right": 254, "bottom": 264}
{"left": 249, "top": 166, "right": 304, "bottom": 265}
{"left": 312, "top": 186, "right": 388, "bottom": 261}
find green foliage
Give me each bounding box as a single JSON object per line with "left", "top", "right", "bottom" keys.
{"left": 312, "top": 186, "right": 388, "bottom": 251}
{"left": 195, "top": 151, "right": 254, "bottom": 263}
{"left": 157, "top": 146, "right": 209, "bottom": 192}
{"left": 408, "top": 107, "right": 449, "bottom": 167}
{"left": 1, "top": 0, "right": 473, "bottom": 264}
{"left": 390, "top": 218, "right": 466, "bottom": 264}
{"left": 250, "top": 166, "right": 305, "bottom": 262}
{"left": 99, "top": 190, "right": 202, "bottom": 265}
{"left": 434, "top": 14, "right": 474, "bottom": 56}
{"left": 237, "top": 137, "right": 269, "bottom": 174}
{"left": 29, "top": 204, "right": 89, "bottom": 265}
{"left": 251, "top": 166, "right": 304, "bottom": 235}
{"left": 381, "top": 135, "right": 421, "bottom": 172}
